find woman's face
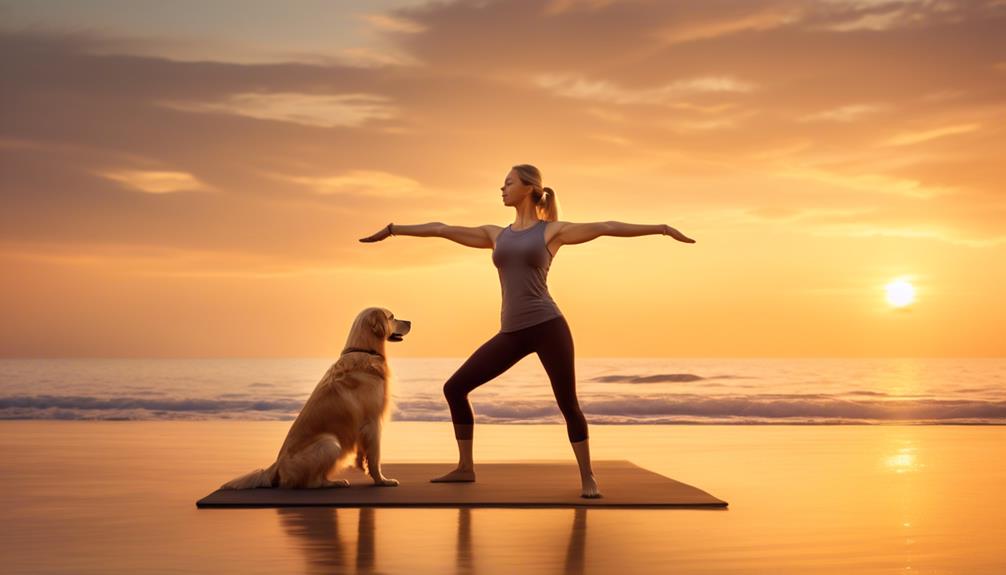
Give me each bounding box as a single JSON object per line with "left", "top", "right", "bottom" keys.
{"left": 500, "top": 169, "right": 529, "bottom": 206}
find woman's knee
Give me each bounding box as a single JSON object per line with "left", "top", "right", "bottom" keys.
{"left": 443, "top": 380, "right": 467, "bottom": 403}
{"left": 558, "top": 404, "right": 589, "bottom": 439}
{"left": 559, "top": 402, "right": 587, "bottom": 424}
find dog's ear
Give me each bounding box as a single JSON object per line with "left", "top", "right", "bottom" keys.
{"left": 368, "top": 312, "right": 387, "bottom": 338}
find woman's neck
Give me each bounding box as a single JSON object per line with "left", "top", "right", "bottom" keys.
{"left": 513, "top": 203, "right": 540, "bottom": 228}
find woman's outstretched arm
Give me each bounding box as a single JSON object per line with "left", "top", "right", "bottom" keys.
{"left": 557, "top": 221, "right": 696, "bottom": 245}
{"left": 359, "top": 222, "right": 499, "bottom": 249}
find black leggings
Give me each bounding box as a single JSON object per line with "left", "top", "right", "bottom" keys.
{"left": 443, "top": 315, "right": 588, "bottom": 443}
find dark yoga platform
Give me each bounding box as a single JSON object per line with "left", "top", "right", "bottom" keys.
{"left": 196, "top": 460, "right": 728, "bottom": 509}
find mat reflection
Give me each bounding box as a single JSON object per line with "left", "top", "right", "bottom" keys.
{"left": 277, "top": 507, "right": 589, "bottom": 574}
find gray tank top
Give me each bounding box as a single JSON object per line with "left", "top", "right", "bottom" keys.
{"left": 491, "top": 219, "right": 563, "bottom": 332}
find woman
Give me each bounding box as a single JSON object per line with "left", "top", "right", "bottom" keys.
{"left": 359, "top": 164, "right": 696, "bottom": 498}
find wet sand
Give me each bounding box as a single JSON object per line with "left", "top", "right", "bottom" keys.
{"left": 2, "top": 421, "right": 1004, "bottom": 574}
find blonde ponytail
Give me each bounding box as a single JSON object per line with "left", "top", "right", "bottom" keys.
{"left": 512, "top": 164, "right": 560, "bottom": 222}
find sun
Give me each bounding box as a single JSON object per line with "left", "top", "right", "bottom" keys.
{"left": 885, "top": 278, "right": 916, "bottom": 308}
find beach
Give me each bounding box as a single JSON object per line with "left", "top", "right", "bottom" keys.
{"left": 6, "top": 0, "right": 1006, "bottom": 572}
{"left": 3, "top": 420, "right": 1003, "bottom": 574}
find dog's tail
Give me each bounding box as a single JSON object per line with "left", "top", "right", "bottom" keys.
{"left": 219, "top": 461, "right": 279, "bottom": 490}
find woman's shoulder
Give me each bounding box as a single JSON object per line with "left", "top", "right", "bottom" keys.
{"left": 479, "top": 224, "right": 506, "bottom": 247}
{"left": 544, "top": 220, "right": 572, "bottom": 234}
{"left": 542, "top": 220, "right": 571, "bottom": 248}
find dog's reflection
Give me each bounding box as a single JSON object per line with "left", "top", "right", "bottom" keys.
{"left": 277, "top": 506, "right": 589, "bottom": 575}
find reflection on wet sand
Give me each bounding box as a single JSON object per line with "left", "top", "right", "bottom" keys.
{"left": 457, "top": 507, "right": 473, "bottom": 574}
{"left": 277, "top": 507, "right": 589, "bottom": 575}
{"left": 276, "top": 507, "right": 377, "bottom": 573}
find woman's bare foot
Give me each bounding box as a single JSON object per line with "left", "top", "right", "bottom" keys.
{"left": 430, "top": 466, "right": 476, "bottom": 483}
{"left": 580, "top": 474, "right": 602, "bottom": 498}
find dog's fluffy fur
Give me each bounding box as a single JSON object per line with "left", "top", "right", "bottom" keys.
{"left": 221, "top": 307, "right": 410, "bottom": 490}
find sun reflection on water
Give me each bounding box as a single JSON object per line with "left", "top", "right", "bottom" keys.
{"left": 884, "top": 445, "right": 922, "bottom": 474}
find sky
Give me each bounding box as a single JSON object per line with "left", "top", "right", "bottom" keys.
{"left": 1, "top": 0, "right": 1004, "bottom": 358}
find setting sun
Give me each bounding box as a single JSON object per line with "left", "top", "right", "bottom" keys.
{"left": 885, "top": 279, "right": 917, "bottom": 308}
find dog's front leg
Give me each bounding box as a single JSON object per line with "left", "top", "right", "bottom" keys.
{"left": 360, "top": 421, "right": 398, "bottom": 486}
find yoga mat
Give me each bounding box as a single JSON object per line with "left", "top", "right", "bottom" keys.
{"left": 196, "top": 460, "right": 728, "bottom": 509}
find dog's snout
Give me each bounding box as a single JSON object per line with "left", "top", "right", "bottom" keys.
{"left": 387, "top": 317, "right": 411, "bottom": 342}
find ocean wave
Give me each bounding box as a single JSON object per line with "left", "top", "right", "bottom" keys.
{"left": 0, "top": 395, "right": 304, "bottom": 413}
{"left": 589, "top": 373, "right": 754, "bottom": 385}
{"left": 1, "top": 393, "right": 1004, "bottom": 424}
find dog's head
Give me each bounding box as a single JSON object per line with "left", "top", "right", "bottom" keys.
{"left": 348, "top": 307, "right": 411, "bottom": 351}
{"left": 369, "top": 307, "right": 411, "bottom": 342}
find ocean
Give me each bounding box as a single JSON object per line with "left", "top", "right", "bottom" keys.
{"left": 1, "top": 357, "right": 1004, "bottom": 424}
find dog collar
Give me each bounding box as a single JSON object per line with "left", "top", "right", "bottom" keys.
{"left": 341, "top": 347, "right": 385, "bottom": 360}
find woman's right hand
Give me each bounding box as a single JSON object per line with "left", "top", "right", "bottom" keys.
{"left": 663, "top": 225, "right": 696, "bottom": 244}
{"left": 359, "top": 224, "right": 393, "bottom": 243}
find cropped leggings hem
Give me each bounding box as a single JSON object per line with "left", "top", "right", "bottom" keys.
{"left": 443, "top": 315, "right": 588, "bottom": 443}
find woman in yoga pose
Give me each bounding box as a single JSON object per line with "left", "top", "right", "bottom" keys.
{"left": 359, "top": 164, "right": 696, "bottom": 498}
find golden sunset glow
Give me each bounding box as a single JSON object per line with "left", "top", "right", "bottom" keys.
{"left": 1, "top": 4, "right": 1005, "bottom": 574}
{"left": 1, "top": 1, "right": 1004, "bottom": 358}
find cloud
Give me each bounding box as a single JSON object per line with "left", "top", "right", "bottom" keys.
{"left": 661, "top": 109, "right": 761, "bottom": 133}
{"left": 266, "top": 169, "right": 438, "bottom": 199}
{"left": 0, "top": 241, "right": 333, "bottom": 279}
{"left": 534, "top": 73, "right": 756, "bottom": 105}
{"left": 542, "top": 0, "right": 623, "bottom": 16}
{"left": 333, "top": 46, "right": 424, "bottom": 68}
{"left": 827, "top": 8, "right": 911, "bottom": 31}
{"left": 808, "top": 223, "right": 1006, "bottom": 248}
{"left": 815, "top": 0, "right": 980, "bottom": 32}
{"left": 774, "top": 165, "right": 958, "bottom": 199}
{"left": 798, "top": 103, "right": 886, "bottom": 122}
{"left": 156, "top": 92, "right": 400, "bottom": 128}
{"left": 97, "top": 168, "right": 214, "bottom": 194}
{"left": 357, "top": 12, "right": 428, "bottom": 34}
{"left": 0, "top": 1, "right": 433, "bottom": 66}
{"left": 656, "top": 6, "right": 804, "bottom": 45}
{"left": 742, "top": 206, "right": 877, "bottom": 222}
{"left": 739, "top": 198, "right": 1006, "bottom": 249}
{"left": 586, "top": 133, "right": 634, "bottom": 147}
{"left": 881, "top": 122, "right": 981, "bottom": 146}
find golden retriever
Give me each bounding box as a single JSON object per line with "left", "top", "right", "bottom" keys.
{"left": 220, "top": 307, "right": 411, "bottom": 490}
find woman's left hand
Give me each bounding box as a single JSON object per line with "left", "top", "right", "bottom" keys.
{"left": 663, "top": 225, "right": 696, "bottom": 243}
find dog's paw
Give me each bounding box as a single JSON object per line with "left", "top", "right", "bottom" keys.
{"left": 373, "top": 477, "right": 399, "bottom": 487}
{"left": 322, "top": 479, "right": 351, "bottom": 488}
